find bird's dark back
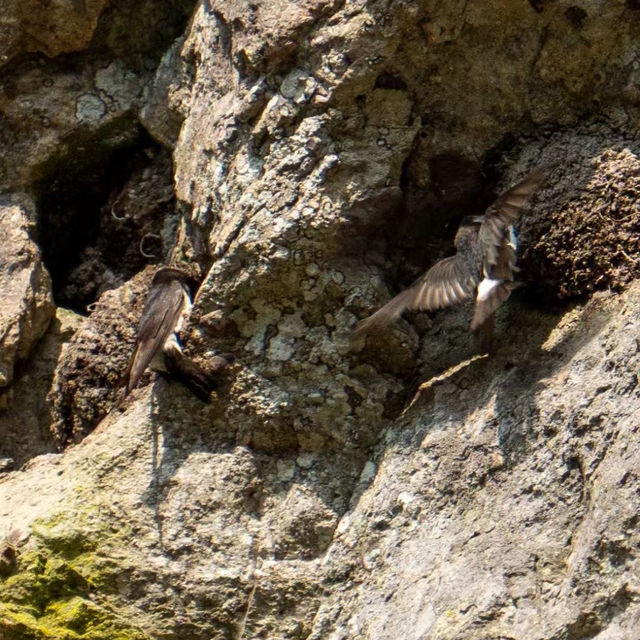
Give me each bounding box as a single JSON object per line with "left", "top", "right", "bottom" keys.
{"left": 454, "top": 218, "right": 483, "bottom": 277}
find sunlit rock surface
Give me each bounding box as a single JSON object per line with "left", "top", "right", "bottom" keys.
{"left": 0, "top": 1, "right": 639, "bottom": 638}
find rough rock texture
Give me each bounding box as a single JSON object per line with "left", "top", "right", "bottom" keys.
{"left": 0, "top": 0, "right": 110, "bottom": 65}
{"left": 47, "top": 269, "right": 151, "bottom": 447}
{"left": 0, "top": 308, "right": 82, "bottom": 468}
{"left": 1, "top": 52, "right": 145, "bottom": 191}
{"left": 0, "top": 197, "right": 54, "bottom": 389}
{"left": 316, "top": 285, "right": 640, "bottom": 639}
{"left": 0, "top": 0, "right": 195, "bottom": 298}
{"left": 1, "top": 0, "right": 640, "bottom": 639}
{"left": 510, "top": 128, "right": 640, "bottom": 300}
{"left": 56, "top": 149, "right": 176, "bottom": 309}
{"left": 2, "top": 285, "right": 640, "bottom": 639}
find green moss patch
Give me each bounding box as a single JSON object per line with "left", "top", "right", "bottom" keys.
{"left": 0, "top": 517, "right": 150, "bottom": 640}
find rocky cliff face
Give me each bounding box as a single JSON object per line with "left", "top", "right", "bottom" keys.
{"left": 0, "top": 1, "right": 639, "bottom": 638}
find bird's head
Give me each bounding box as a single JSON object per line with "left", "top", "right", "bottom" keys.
{"left": 453, "top": 215, "right": 482, "bottom": 250}
{"left": 152, "top": 267, "right": 199, "bottom": 296}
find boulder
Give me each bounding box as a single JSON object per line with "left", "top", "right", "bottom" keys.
{"left": 0, "top": 197, "right": 54, "bottom": 389}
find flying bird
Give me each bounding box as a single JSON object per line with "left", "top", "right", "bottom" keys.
{"left": 120, "top": 267, "right": 229, "bottom": 403}
{"left": 354, "top": 169, "right": 546, "bottom": 339}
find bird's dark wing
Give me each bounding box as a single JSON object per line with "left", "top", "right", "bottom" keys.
{"left": 480, "top": 168, "right": 546, "bottom": 268}
{"left": 354, "top": 256, "right": 478, "bottom": 336}
{"left": 490, "top": 234, "right": 518, "bottom": 281}
{"left": 484, "top": 168, "right": 547, "bottom": 226}
{"left": 123, "top": 279, "right": 188, "bottom": 394}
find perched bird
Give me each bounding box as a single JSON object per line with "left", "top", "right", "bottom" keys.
{"left": 354, "top": 169, "right": 546, "bottom": 339}
{"left": 120, "top": 267, "right": 229, "bottom": 403}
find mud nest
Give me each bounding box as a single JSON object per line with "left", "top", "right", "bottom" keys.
{"left": 517, "top": 143, "right": 640, "bottom": 300}
{"left": 47, "top": 272, "right": 149, "bottom": 447}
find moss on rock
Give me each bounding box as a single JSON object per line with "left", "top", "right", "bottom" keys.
{"left": 0, "top": 517, "right": 149, "bottom": 640}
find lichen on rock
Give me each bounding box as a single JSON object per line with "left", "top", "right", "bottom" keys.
{"left": 1, "top": 0, "right": 640, "bottom": 638}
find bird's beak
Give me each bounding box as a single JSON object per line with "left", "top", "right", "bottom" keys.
{"left": 472, "top": 215, "right": 484, "bottom": 223}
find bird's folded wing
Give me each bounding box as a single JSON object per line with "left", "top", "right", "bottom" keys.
{"left": 480, "top": 168, "right": 546, "bottom": 267}
{"left": 124, "top": 279, "right": 187, "bottom": 393}
{"left": 354, "top": 256, "right": 477, "bottom": 336}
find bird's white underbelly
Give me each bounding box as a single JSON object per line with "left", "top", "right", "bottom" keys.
{"left": 174, "top": 290, "right": 192, "bottom": 334}
{"left": 476, "top": 277, "right": 501, "bottom": 301}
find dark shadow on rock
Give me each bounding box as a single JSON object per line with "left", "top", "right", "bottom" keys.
{"left": 141, "top": 371, "right": 238, "bottom": 553}
{"left": 356, "top": 126, "right": 639, "bottom": 387}
{"left": 144, "top": 128, "right": 638, "bottom": 578}
{"left": 336, "top": 292, "right": 615, "bottom": 538}
{"left": 491, "top": 295, "right": 614, "bottom": 465}
{"left": 156, "top": 130, "right": 638, "bottom": 565}
{"left": 377, "top": 291, "right": 615, "bottom": 497}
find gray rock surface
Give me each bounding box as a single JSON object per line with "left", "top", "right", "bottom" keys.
{"left": 1, "top": 283, "right": 640, "bottom": 639}
{"left": 312, "top": 285, "right": 640, "bottom": 639}
{"left": 0, "top": 308, "right": 82, "bottom": 467}
{"left": 0, "top": 0, "right": 193, "bottom": 191}
{"left": 0, "top": 0, "right": 640, "bottom": 639}
{"left": 0, "top": 197, "right": 54, "bottom": 389}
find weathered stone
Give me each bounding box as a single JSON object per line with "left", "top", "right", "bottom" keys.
{"left": 513, "top": 128, "right": 640, "bottom": 299}
{"left": 55, "top": 149, "right": 176, "bottom": 309}
{"left": 1, "top": 283, "right": 640, "bottom": 638}
{"left": 139, "top": 37, "right": 191, "bottom": 147}
{"left": 0, "top": 196, "right": 54, "bottom": 389}
{"left": 0, "top": 308, "right": 82, "bottom": 467}
{"left": 47, "top": 268, "right": 153, "bottom": 447}
{"left": 310, "top": 283, "right": 640, "bottom": 639}
{"left": 0, "top": 55, "right": 145, "bottom": 191}
{"left": 1, "top": 0, "right": 640, "bottom": 638}
{"left": 0, "top": 0, "right": 195, "bottom": 194}
{"left": 0, "top": 0, "right": 109, "bottom": 66}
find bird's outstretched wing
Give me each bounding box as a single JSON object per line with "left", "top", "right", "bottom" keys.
{"left": 123, "top": 279, "right": 187, "bottom": 394}
{"left": 479, "top": 168, "right": 546, "bottom": 268}
{"left": 354, "top": 255, "right": 478, "bottom": 336}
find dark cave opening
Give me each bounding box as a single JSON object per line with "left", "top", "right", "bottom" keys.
{"left": 389, "top": 149, "right": 491, "bottom": 291}
{"left": 34, "top": 127, "right": 170, "bottom": 313}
